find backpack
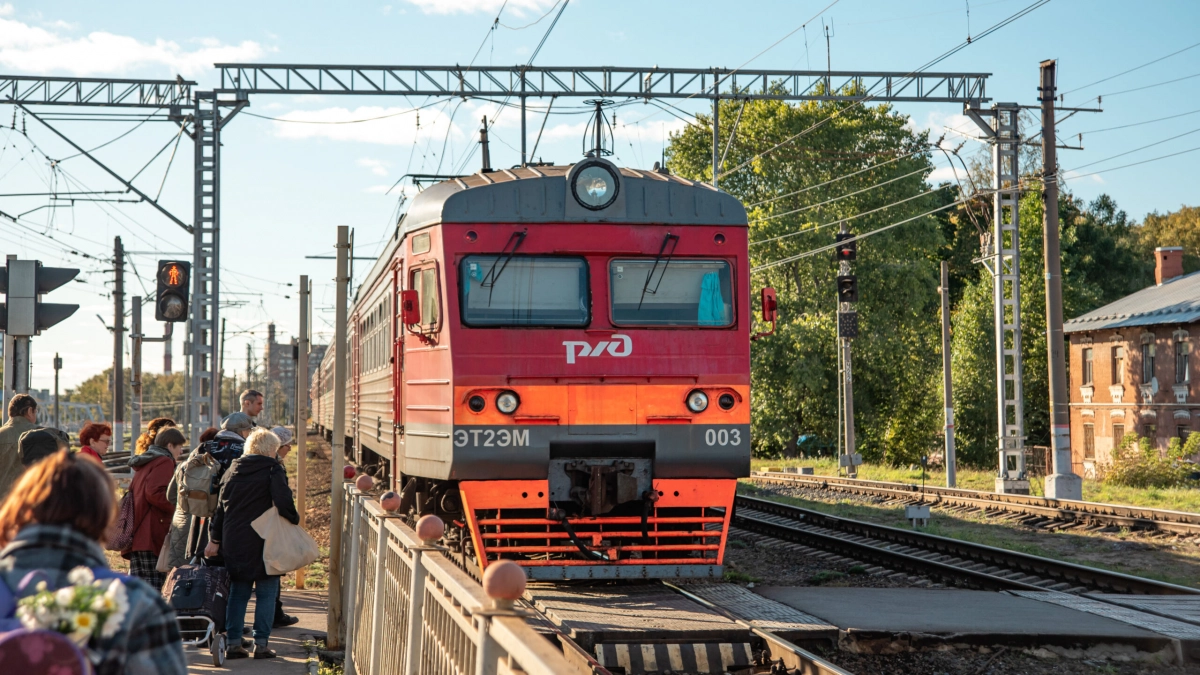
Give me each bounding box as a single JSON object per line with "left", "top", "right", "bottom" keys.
{"left": 105, "top": 491, "right": 135, "bottom": 552}
{"left": 179, "top": 450, "right": 221, "bottom": 518}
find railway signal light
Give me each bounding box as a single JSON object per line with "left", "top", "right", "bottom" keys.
{"left": 834, "top": 232, "right": 857, "bottom": 263}
{"left": 155, "top": 260, "right": 190, "bottom": 322}
{"left": 0, "top": 259, "right": 80, "bottom": 335}
{"left": 836, "top": 274, "right": 859, "bottom": 303}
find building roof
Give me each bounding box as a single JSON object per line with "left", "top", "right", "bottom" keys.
{"left": 1063, "top": 269, "right": 1200, "bottom": 333}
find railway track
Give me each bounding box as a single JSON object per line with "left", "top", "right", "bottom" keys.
{"left": 731, "top": 494, "right": 1200, "bottom": 596}
{"left": 750, "top": 470, "right": 1200, "bottom": 536}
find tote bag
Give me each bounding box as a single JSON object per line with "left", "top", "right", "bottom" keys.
{"left": 251, "top": 506, "right": 319, "bottom": 576}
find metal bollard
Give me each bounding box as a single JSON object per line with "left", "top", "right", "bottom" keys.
{"left": 344, "top": 493, "right": 364, "bottom": 675}
{"left": 404, "top": 515, "right": 446, "bottom": 675}
{"left": 474, "top": 560, "right": 528, "bottom": 675}
{"left": 368, "top": 506, "right": 400, "bottom": 675}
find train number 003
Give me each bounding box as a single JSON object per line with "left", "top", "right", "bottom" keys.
{"left": 454, "top": 429, "right": 530, "bottom": 448}
{"left": 704, "top": 428, "right": 741, "bottom": 447}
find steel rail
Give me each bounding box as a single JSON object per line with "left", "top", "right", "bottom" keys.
{"left": 751, "top": 471, "right": 1200, "bottom": 536}
{"left": 733, "top": 495, "right": 1200, "bottom": 596}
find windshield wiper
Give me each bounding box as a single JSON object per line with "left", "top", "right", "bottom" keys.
{"left": 481, "top": 229, "right": 527, "bottom": 305}
{"left": 638, "top": 233, "right": 680, "bottom": 310}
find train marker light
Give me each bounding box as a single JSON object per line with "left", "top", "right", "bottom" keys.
{"left": 686, "top": 390, "right": 709, "bottom": 413}
{"left": 753, "top": 287, "right": 778, "bottom": 341}
{"left": 718, "top": 393, "right": 736, "bottom": 410}
{"left": 571, "top": 161, "right": 620, "bottom": 210}
{"left": 468, "top": 395, "right": 486, "bottom": 413}
{"left": 496, "top": 391, "right": 520, "bottom": 414}
{"left": 400, "top": 289, "right": 421, "bottom": 325}
{"left": 154, "top": 260, "right": 190, "bottom": 322}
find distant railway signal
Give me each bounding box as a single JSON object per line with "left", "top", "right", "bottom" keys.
{"left": 155, "top": 260, "right": 190, "bottom": 322}
{"left": 834, "top": 232, "right": 857, "bottom": 263}
{"left": 836, "top": 274, "right": 859, "bottom": 303}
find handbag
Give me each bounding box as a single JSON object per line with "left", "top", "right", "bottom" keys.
{"left": 251, "top": 506, "right": 319, "bottom": 576}
{"left": 155, "top": 535, "right": 173, "bottom": 574}
{"left": 105, "top": 491, "right": 135, "bottom": 552}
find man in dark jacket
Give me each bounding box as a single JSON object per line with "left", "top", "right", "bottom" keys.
{"left": 204, "top": 428, "right": 299, "bottom": 659}
{"left": 0, "top": 394, "right": 39, "bottom": 494}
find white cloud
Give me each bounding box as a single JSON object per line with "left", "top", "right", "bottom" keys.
{"left": 0, "top": 15, "right": 265, "bottom": 76}
{"left": 381, "top": 4, "right": 393, "bottom": 14}
{"left": 403, "top": 0, "right": 555, "bottom": 15}
{"left": 1063, "top": 169, "right": 1105, "bottom": 185}
{"left": 914, "top": 110, "right": 989, "bottom": 146}
{"left": 269, "top": 105, "right": 462, "bottom": 146}
{"left": 927, "top": 165, "right": 960, "bottom": 185}
{"left": 0, "top": 4, "right": 13, "bottom": 17}
{"left": 358, "top": 158, "right": 391, "bottom": 176}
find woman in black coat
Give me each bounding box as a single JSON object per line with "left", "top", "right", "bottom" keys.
{"left": 204, "top": 428, "right": 299, "bottom": 660}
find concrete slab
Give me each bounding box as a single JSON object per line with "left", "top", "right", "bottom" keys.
{"left": 526, "top": 583, "right": 749, "bottom": 651}
{"left": 682, "top": 583, "right": 838, "bottom": 645}
{"left": 755, "top": 587, "right": 1174, "bottom": 653}
{"left": 186, "top": 589, "right": 325, "bottom": 674}
{"left": 1086, "top": 594, "right": 1200, "bottom": 628}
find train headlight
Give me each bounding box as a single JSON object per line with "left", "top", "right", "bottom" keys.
{"left": 496, "top": 391, "right": 520, "bottom": 415}
{"left": 468, "top": 395, "right": 486, "bottom": 413}
{"left": 571, "top": 161, "right": 620, "bottom": 211}
{"left": 718, "top": 393, "right": 736, "bottom": 410}
{"left": 686, "top": 390, "right": 709, "bottom": 413}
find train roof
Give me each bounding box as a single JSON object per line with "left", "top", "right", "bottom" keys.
{"left": 399, "top": 160, "right": 748, "bottom": 236}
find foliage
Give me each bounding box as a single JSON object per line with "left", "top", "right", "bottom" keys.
{"left": 1099, "top": 433, "right": 1200, "bottom": 489}
{"left": 1138, "top": 205, "right": 1200, "bottom": 274}
{"left": 667, "top": 86, "right": 944, "bottom": 465}
{"left": 64, "top": 369, "right": 187, "bottom": 425}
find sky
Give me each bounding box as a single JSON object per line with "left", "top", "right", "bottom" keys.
{"left": 1, "top": 0, "right": 1199, "bottom": 393}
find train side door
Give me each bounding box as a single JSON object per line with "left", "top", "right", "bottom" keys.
{"left": 392, "top": 263, "right": 405, "bottom": 470}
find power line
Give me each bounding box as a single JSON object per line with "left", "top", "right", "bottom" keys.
{"left": 240, "top": 98, "right": 450, "bottom": 124}
{"left": 1064, "top": 144, "right": 1200, "bottom": 181}
{"left": 1096, "top": 70, "right": 1200, "bottom": 100}
{"left": 1062, "top": 38, "right": 1200, "bottom": 96}
{"left": 747, "top": 146, "right": 933, "bottom": 208}
{"left": 1068, "top": 125, "right": 1200, "bottom": 172}
{"left": 749, "top": 164, "right": 935, "bottom": 226}
{"left": 1075, "top": 107, "right": 1200, "bottom": 135}
{"left": 720, "top": 0, "right": 1050, "bottom": 181}
{"left": 499, "top": 0, "right": 563, "bottom": 30}
{"left": 750, "top": 184, "right": 947, "bottom": 247}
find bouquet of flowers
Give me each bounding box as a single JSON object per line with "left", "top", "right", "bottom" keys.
{"left": 15, "top": 567, "right": 129, "bottom": 646}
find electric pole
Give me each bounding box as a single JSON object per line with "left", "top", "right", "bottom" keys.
{"left": 163, "top": 322, "right": 173, "bottom": 374}
{"left": 131, "top": 297, "right": 143, "bottom": 443}
{"left": 219, "top": 317, "right": 227, "bottom": 418}
{"left": 1040, "top": 59, "right": 1082, "bottom": 500}
{"left": 113, "top": 237, "right": 125, "bottom": 453}
{"left": 329, "top": 226, "right": 350, "bottom": 649}
{"left": 295, "top": 274, "right": 310, "bottom": 590}
{"left": 245, "top": 341, "right": 252, "bottom": 395}
{"left": 940, "top": 261, "right": 957, "bottom": 487}
{"left": 835, "top": 223, "right": 860, "bottom": 477}
{"left": 53, "top": 353, "right": 62, "bottom": 429}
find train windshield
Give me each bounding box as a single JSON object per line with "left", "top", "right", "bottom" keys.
{"left": 610, "top": 259, "right": 733, "bottom": 326}
{"left": 460, "top": 256, "right": 590, "bottom": 327}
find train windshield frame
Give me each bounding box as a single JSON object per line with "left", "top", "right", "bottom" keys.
{"left": 459, "top": 255, "right": 591, "bottom": 327}
{"left": 609, "top": 258, "right": 734, "bottom": 327}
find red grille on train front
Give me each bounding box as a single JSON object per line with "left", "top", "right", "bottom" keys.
{"left": 459, "top": 479, "right": 734, "bottom": 569}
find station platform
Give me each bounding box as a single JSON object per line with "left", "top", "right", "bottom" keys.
{"left": 756, "top": 586, "right": 1200, "bottom": 661}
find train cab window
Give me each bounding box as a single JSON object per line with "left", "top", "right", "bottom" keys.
{"left": 610, "top": 259, "right": 733, "bottom": 327}
{"left": 409, "top": 266, "right": 441, "bottom": 332}
{"left": 459, "top": 256, "right": 589, "bottom": 327}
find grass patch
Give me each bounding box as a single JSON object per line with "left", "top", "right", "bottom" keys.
{"left": 751, "top": 457, "right": 1200, "bottom": 513}
{"left": 847, "top": 564, "right": 868, "bottom": 575}
{"left": 808, "top": 570, "right": 846, "bottom": 585}
{"left": 723, "top": 568, "right": 760, "bottom": 584}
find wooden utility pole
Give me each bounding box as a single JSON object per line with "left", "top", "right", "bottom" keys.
{"left": 1039, "top": 59, "right": 1082, "bottom": 500}
{"left": 940, "top": 262, "right": 957, "bottom": 487}
{"left": 295, "top": 274, "right": 310, "bottom": 589}
{"left": 328, "top": 227, "right": 350, "bottom": 649}
{"left": 113, "top": 237, "right": 125, "bottom": 453}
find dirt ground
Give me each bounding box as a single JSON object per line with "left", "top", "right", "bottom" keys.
{"left": 741, "top": 480, "right": 1200, "bottom": 589}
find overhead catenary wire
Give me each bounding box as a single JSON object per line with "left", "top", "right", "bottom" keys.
{"left": 1061, "top": 38, "right": 1200, "bottom": 96}
{"left": 719, "top": 0, "right": 1051, "bottom": 182}
{"left": 747, "top": 146, "right": 934, "bottom": 208}
{"left": 1075, "top": 107, "right": 1200, "bottom": 136}
{"left": 750, "top": 184, "right": 948, "bottom": 247}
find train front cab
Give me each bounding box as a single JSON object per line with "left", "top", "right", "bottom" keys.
{"left": 399, "top": 161, "right": 753, "bottom": 580}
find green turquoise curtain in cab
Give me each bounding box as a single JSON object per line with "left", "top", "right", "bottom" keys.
{"left": 609, "top": 259, "right": 733, "bottom": 326}
{"left": 460, "top": 255, "right": 590, "bottom": 327}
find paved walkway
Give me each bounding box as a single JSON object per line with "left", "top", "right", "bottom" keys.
{"left": 186, "top": 590, "right": 327, "bottom": 674}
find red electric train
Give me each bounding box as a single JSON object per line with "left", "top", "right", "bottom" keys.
{"left": 312, "top": 157, "right": 774, "bottom": 579}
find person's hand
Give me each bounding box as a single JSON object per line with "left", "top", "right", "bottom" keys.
{"left": 204, "top": 541, "right": 219, "bottom": 558}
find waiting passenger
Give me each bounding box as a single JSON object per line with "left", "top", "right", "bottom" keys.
{"left": 79, "top": 422, "right": 114, "bottom": 463}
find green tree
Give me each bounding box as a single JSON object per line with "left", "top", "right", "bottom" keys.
{"left": 667, "top": 88, "right": 944, "bottom": 464}
{"left": 1138, "top": 205, "right": 1200, "bottom": 275}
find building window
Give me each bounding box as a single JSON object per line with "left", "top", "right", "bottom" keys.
{"left": 1112, "top": 346, "right": 1125, "bottom": 385}
{"left": 1083, "top": 348, "right": 1094, "bottom": 385}
{"left": 1112, "top": 423, "right": 1125, "bottom": 448}
{"left": 1083, "top": 423, "right": 1095, "bottom": 459}
{"left": 1142, "top": 423, "right": 1156, "bottom": 439}
{"left": 1176, "top": 340, "right": 1191, "bottom": 383}
{"left": 1142, "top": 343, "right": 1156, "bottom": 382}
{"left": 1178, "top": 425, "right": 1191, "bottom": 440}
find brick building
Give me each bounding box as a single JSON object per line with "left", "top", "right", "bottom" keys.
{"left": 261, "top": 322, "right": 328, "bottom": 423}
{"left": 1063, "top": 247, "right": 1199, "bottom": 477}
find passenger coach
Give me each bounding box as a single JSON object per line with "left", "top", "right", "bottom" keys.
{"left": 313, "top": 157, "right": 774, "bottom": 579}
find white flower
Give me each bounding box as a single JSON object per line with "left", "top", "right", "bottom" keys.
{"left": 100, "top": 611, "right": 124, "bottom": 639}
{"left": 54, "top": 587, "right": 75, "bottom": 607}
{"left": 35, "top": 580, "right": 47, "bottom": 592}
{"left": 90, "top": 595, "right": 115, "bottom": 613}
{"left": 67, "top": 567, "right": 94, "bottom": 586}
{"left": 72, "top": 611, "right": 97, "bottom": 635}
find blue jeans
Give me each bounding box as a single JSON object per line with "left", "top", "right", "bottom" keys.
{"left": 226, "top": 577, "right": 280, "bottom": 648}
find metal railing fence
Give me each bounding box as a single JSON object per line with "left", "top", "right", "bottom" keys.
{"left": 338, "top": 487, "right": 584, "bottom": 675}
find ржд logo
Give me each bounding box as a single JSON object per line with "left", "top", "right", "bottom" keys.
{"left": 562, "top": 334, "right": 632, "bottom": 364}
